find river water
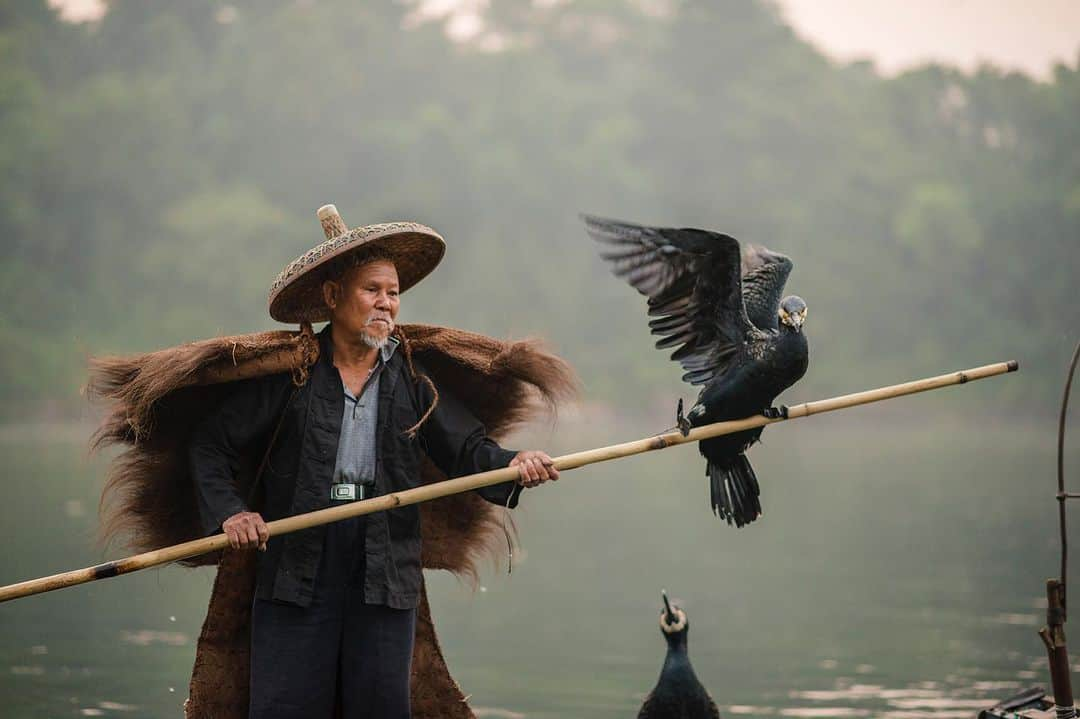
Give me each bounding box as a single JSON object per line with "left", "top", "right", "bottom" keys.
{"left": 0, "top": 405, "right": 1072, "bottom": 718}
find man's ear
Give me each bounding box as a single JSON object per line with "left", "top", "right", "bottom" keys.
{"left": 322, "top": 280, "right": 339, "bottom": 310}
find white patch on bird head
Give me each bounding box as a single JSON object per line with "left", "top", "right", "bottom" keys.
{"left": 660, "top": 607, "right": 687, "bottom": 634}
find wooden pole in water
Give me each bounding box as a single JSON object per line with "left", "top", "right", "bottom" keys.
{"left": 1040, "top": 579, "right": 1075, "bottom": 717}
{"left": 0, "top": 359, "right": 1018, "bottom": 604}
{"left": 1038, "top": 340, "right": 1080, "bottom": 718}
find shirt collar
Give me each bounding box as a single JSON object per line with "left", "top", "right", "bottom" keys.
{"left": 341, "top": 336, "right": 400, "bottom": 402}
{"left": 381, "top": 335, "right": 400, "bottom": 362}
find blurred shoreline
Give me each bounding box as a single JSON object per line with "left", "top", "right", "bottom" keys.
{"left": 0, "top": 397, "right": 1061, "bottom": 449}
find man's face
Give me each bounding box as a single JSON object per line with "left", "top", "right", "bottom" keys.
{"left": 323, "top": 260, "right": 400, "bottom": 348}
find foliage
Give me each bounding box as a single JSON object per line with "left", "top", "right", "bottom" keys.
{"left": 0, "top": 0, "right": 1076, "bottom": 414}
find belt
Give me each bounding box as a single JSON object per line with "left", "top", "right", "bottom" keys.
{"left": 330, "top": 483, "right": 375, "bottom": 502}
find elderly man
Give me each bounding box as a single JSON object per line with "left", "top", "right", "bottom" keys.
{"left": 190, "top": 206, "right": 558, "bottom": 719}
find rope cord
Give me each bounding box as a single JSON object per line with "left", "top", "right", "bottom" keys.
{"left": 393, "top": 325, "right": 517, "bottom": 574}
{"left": 394, "top": 327, "right": 439, "bottom": 438}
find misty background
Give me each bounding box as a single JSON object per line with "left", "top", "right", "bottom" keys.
{"left": 1, "top": 0, "right": 1077, "bottom": 413}
{"left": 1, "top": 1, "right": 1079, "bottom": 717}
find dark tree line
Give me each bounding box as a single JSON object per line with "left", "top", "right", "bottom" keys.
{"left": 0, "top": 0, "right": 1076, "bottom": 413}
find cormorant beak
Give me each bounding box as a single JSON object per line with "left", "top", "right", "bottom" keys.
{"left": 790, "top": 312, "right": 804, "bottom": 330}
{"left": 662, "top": 590, "right": 677, "bottom": 625}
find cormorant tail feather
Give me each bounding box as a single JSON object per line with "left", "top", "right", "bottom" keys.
{"left": 707, "top": 455, "right": 761, "bottom": 528}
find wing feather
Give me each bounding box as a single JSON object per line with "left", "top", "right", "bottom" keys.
{"left": 648, "top": 314, "right": 694, "bottom": 332}
{"left": 584, "top": 215, "right": 758, "bottom": 386}
{"left": 741, "top": 243, "right": 793, "bottom": 331}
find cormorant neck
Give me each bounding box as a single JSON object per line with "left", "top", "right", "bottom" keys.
{"left": 664, "top": 630, "right": 688, "bottom": 653}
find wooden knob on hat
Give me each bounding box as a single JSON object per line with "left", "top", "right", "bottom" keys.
{"left": 317, "top": 204, "right": 349, "bottom": 240}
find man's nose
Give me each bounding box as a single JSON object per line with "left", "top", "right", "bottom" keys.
{"left": 374, "top": 293, "right": 391, "bottom": 310}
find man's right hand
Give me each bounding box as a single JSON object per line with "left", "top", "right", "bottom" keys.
{"left": 222, "top": 511, "right": 269, "bottom": 551}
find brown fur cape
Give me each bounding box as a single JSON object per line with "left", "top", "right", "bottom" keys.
{"left": 87, "top": 324, "right": 577, "bottom": 719}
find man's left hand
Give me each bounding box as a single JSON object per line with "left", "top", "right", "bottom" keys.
{"left": 510, "top": 450, "right": 559, "bottom": 488}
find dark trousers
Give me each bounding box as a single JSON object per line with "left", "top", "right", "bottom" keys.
{"left": 249, "top": 516, "right": 417, "bottom": 719}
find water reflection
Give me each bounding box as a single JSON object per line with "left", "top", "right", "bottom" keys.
{"left": 118, "top": 630, "right": 189, "bottom": 647}
{"left": 0, "top": 416, "right": 1071, "bottom": 718}
{"left": 77, "top": 702, "right": 139, "bottom": 716}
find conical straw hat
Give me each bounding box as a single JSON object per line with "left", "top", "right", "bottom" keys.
{"left": 268, "top": 204, "right": 445, "bottom": 324}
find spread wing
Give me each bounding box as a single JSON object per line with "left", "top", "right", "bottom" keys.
{"left": 741, "top": 243, "right": 793, "bottom": 331}
{"left": 584, "top": 215, "right": 759, "bottom": 386}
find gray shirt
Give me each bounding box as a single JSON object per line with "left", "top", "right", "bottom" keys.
{"left": 332, "top": 338, "right": 399, "bottom": 485}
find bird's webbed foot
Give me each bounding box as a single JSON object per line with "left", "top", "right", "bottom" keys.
{"left": 762, "top": 405, "right": 789, "bottom": 420}
{"left": 676, "top": 398, "right": 692, "bottom": 437}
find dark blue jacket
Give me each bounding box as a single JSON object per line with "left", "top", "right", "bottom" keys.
{"left": 189, "top": 326, "right": 521, "bottom": 608}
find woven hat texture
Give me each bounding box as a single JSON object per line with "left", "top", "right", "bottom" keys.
{"left": 268, "top": 205, "right": 445, "bottom": 323}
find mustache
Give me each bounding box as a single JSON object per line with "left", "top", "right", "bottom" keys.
{"left": 364, "top": 312, "right": 394, "bottom": 329}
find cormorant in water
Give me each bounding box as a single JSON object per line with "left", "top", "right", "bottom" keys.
{"left": 638, "top": 591, "right": 720, "bottom": 719}
{"left": 585, "top": 216, "right": 809, "bottom": 527}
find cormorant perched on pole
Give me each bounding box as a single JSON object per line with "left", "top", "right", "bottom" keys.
{"left": 584, "top": 216, "right": 809, "bottom": 527}
{"left": 638, "top": 591, "right": 721, "bottom": 719}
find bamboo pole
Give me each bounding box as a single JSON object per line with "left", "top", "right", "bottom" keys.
{"left": 0, "top": 359, "right": 1018, "bottom": 604}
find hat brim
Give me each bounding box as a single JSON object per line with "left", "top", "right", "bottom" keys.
{"left": 268, "top": 222, "right": 445, "bottom": 324}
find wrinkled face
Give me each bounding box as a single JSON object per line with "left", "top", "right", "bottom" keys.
{"left": 778, "top": 295, "right": 807, "bottom": 331}
{"left": 322, "top": 260, "right": 400, "bottom": 348}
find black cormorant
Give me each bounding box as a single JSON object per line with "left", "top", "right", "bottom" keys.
{"left": 638, "top": 591, "right": 721, "bottom": 719}
{"left": 585, "top": 216, "right": 809, "bottom": 527}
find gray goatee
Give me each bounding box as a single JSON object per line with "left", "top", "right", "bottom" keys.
{"left": 360, "top": 331, "right": 389, "bottom": 350}
{"left": 361, "top": 314, "right": 394, "bottom": 349}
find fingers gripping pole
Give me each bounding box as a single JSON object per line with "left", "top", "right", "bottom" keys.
{"left": 0, "top": 360, "right": 1018, "bottom": 603}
